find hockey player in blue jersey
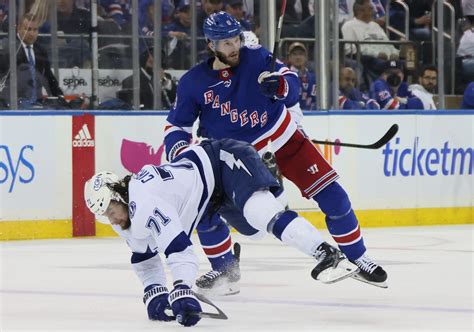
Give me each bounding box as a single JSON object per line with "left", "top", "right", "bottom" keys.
{"left": 164, "top": 11, "right": 388, "bottom": 291}
{"left": 84, "top": 138, "right": 359, "bottom": 327}
{"left": 370, "top": 60, "right": 423, "bottom": 110}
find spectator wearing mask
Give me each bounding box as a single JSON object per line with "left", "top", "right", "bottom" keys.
{"left": 286, "top": 42, "right": 317, "bottom": 110}
{"left": 339, "top": 67, "right": 380, "bottom": 110}
{"left": 370, "top": 60, "right": 423, "bottom": 110}
{"left": 409, "top": 65, "right": 438, "bottom": 110}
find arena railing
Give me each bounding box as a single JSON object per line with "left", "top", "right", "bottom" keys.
{"left": 385, "top": 0, "right": 410, "bottom": 41}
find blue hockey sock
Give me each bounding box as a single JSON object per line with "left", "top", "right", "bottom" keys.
{"left": 197, "top": 214, "right": 234, "bottom": 271}
{"left": 313, "top": 182, "right": 366, "bottom": 261}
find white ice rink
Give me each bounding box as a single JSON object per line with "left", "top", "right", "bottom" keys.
{"left": 1, "top": 225, "right": 473, "bottom": 332}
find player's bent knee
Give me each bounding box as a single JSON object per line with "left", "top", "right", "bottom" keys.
{"left": 243, "top": 190, "right": 285, "bottom": 233}
{"left": 314, "top": 182, "right": 352, "bottom": 218}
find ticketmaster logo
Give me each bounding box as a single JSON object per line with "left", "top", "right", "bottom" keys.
{"left": 382, "top": 137, "right": 472, "bottom": 176}
{"left": 72, "top": 124, "right": 95, "bottom": 147}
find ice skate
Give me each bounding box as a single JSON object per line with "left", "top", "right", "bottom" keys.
{"left": 311, "top": 242, "right": 359, "bottom": 284}
{"left": 350, "top": 254, "right": 388, "bottom": 288}
{"left": 196, "top": 243, "right": 241, "bottom": 296}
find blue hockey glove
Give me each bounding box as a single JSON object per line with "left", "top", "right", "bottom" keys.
{"left": 168, "top": 283, "right": 202, "bottom": 327}
{"left": 257, "top": 71, "right": 288, "bottom": 99}
{"left": 143, "top": 284, "right": 173, "bottom": 321}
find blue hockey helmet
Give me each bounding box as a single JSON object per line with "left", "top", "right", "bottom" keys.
{"left": 203, "top": 11, "right": 242, "bottom": 42}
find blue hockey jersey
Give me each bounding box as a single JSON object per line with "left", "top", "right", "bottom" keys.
{"left": 164, "top": 46, "right": 300, "bottom": 160}
{"left": 339, "top": 88, "right": 380, "bottom": 110}
{"left": 370, "top": 79, "right": 422, "bottom": 110}
{"left": 291, "top": 67, "right": 317, "bottom": 110}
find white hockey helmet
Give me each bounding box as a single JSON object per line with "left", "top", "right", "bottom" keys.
{"left": 84, "top": 171, "right": 122, "bottom": 222}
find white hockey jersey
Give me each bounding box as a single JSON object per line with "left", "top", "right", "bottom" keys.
{"left": 111, "top": 146, "right": 216, "bottom": 288}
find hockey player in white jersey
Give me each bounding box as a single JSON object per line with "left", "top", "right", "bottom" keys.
{"left": 84, "top": 138, "right": 359, "bottom": 327}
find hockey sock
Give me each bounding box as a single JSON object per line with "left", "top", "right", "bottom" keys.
{"left": 313, "top": 181, "right": 366, "bottom": 261}
{"left": 267, "top": 210, "right": 324, "bottom": 256}
{"left": 197, "top": 214, "right": 234, "bottom": 272}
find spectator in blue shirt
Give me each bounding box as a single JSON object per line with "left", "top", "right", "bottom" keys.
{"left": 339, "top": 67, "right": 380, "bottom": 109}
{"left": 370, "top": 60, "right": 423, "bottom": 110}
{"left": 286, "top": 42, "right": 317, "bottom": 110}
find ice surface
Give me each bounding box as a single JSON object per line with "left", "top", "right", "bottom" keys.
{"left": 1, "top": 225, "right": 473, "bottom": 331}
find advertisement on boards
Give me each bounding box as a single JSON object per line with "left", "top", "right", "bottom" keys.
{"left": 93, "top": 114, "right": 472, "bottom": 212}
{"left": 0, "top": 116, "right": 72, "bottom": 221}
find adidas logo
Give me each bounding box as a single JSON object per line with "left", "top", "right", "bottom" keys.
{"left": 72, "top": 124, "right": 95, "bottom": 147}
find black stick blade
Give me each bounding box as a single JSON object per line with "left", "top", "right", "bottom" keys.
{"left": 311, "top": 124, "right": 399, "bottom": 150}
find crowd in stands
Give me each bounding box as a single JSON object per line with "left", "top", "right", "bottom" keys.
{"left": 0, "top": 0, "right": 472, "bottom": 110}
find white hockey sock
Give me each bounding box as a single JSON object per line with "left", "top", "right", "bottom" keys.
{"left": 280, "top": 217, "right": 324, "bottom": 256}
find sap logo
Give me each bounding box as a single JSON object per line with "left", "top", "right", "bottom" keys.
{"left": 0, "top": 145, "right": 35, "bottom": 193}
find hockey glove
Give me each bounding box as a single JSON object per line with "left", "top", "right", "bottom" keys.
{"left": 143, "top": 284, "right": 173, "bottom": 321}
{"left": 169, "top": 283, "right": 202, "bottom": 327}
{"left": 258, "top": 71, "right": 288, "bottom": 100}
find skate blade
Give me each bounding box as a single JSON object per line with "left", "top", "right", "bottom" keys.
{"left": 318, "top": 259, "right": 359, "bottom": 284}
{"left": 351, "top": 273, "right": 388, "bottom": 288}
{"left": 196, "top": 282, "right": 240, "bottom": 297}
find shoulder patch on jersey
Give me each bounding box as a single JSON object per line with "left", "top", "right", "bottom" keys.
{"left": 129, "top": 201, "right": 136, "bottom": 218}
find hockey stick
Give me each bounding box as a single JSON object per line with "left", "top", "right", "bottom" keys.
{"left": 233, "top": 242, "right": 241, "bottom": 261}
{"left": 311, "top": 124, "right": 399, "bottom": 149}
{"left": 194, "top": 292, "right": 228, "bottom": 320}
{"left": 270, "top": 0, "right": 287, "bottom": 72}
{"left": 169, "top": 292, "right": 228, "bottom": 321}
